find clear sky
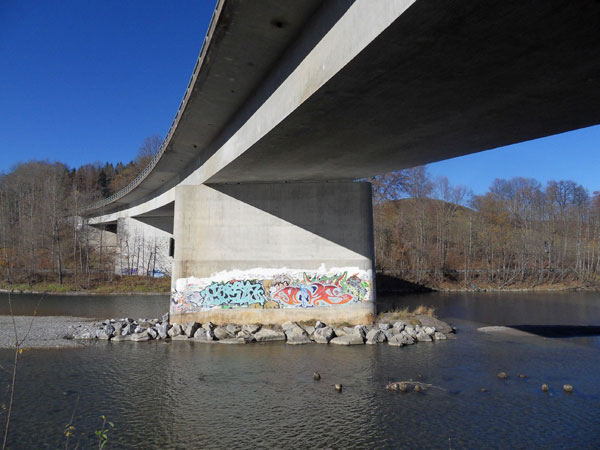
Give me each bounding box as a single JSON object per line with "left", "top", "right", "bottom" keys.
{"left": 1, "top": 1, "right": 598, "bottom": 195}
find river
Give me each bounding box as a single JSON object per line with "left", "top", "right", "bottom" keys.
{"left": 0, "top": 291, "right": 599, "bottom": 449}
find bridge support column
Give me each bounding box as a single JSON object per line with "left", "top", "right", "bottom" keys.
{"left": 170, "top": 181, "right": 375, "bottom": 325}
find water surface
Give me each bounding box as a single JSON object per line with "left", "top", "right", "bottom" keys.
{"left": 0, "top": 291, "right": 598, "bottom": 448}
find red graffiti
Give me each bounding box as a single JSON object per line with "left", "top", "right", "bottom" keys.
{"left": 272, "top": 274, "right": 354, "bottom": 307}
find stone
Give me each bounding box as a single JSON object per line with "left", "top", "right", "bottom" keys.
{"left": 330, "top": 334, "right": 364, "bottom": 345}
{"left": 312, "top": 326, "right": 335, "bottom": 344}
{"left": 225, "top": 324, "right": 241, "bottom": 335}
{"left": 378, "top": 323, "right": 391, "bottom": 331}
{"left": 111, "top": 334, "right": 132, "bottom": 342}
{"left": 112, "top": 322, "right": 123, "bottom": 334}
{"left": 219, "top": 338, "right": 248, "bottom": 344}
{"left": 388, "top": 334, "right": 408, "bottom": 347}
{"left": 434, "top": 332, "right": 447, "bottom": 340}
{"left": 104, "top": 324, "right": 115, "bottom": 338}
{"left": 354, "top": 325, "right": 368, "bottom": 339}
{"left": 213, "top": 326, "right": 234, "bottom": 340}
{"left": 404, "top": 326, "right": 417, "bottom": 338}
{"left": 423, "top": 326, "right": 436, "bottom": 335}
{"left": 415, "top": 315, "right": 454, "bottom": 334}
{"left": 131, "top": 331, "right": 150, "bottom": 342}
{"left": 284, "top": 323, "right": 311, "bottom": 345}
{"left": 162, "top": 312, "right": 169, "bottom": 323}
{"left": 342, "top": 326, "right": 357, "bottom": 335}
{"left": 147, "top": 328, "right": 158, "bottom": 339}
{"left": 383, "top": 329, "right": 395, "bottom": 341}
{"left": 242, "top": 324, "right": 261, "bottom": 334}
{"left": 333, "top": 328, "right": 348, "bottom": 337}
{"left": 315, "top": 321, "right": 326, "bottom": 329}
{"left": 416, "top": 331, "right": 432, "bottom": 342}
{"left": 304, "top": 325, "right": 316, "bottom": 336}
{"left": 97, "top": 330, "right": 111, "bottom": 340}
{"left": 400, "top": 331, "right": 415, "bottom": 345}
{"left": 365, "top": 329, "right": 387, "bottom": 344}
{"left": 124, "top": 318, "right": 134, "bottom": 324}
{"left": 393, "top": 321, "right": 407, "bottom": 332}
{"left": 122, "top": 324, "right": 136, "bottom": 336}
{"left": 183, "top": 322, "right": 200, "bottom": 338}
{"left": 168, "top": 323, "right": 183, "bottom": 338}
{"left": 193, "top": 328, "right": 214, "bottom": 341}
{"left": 254, "top": 328, "right": 286, "bottom": 342}
{"left": 202, "top": 321, "right": 215, "bottom": 331}
{"left": 156, "top": 322, "right": 169, "bottom": 339}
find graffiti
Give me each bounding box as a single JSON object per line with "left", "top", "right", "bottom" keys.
{"left": 199, "top": 280, "right": 266, "bottom": 307}
{"left": 171, "top": 268, "right": 373, "bottom": 313}
{"left": 272, "top": 273, "right": 353, "bottom": 307}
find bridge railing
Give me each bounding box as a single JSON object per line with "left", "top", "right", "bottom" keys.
{"left": 81, "top": 1, "right": 223, "bottom": 215}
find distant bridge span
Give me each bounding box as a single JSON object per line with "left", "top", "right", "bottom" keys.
{"left": 84, "top": 0, "right": 600, "bottom": 324}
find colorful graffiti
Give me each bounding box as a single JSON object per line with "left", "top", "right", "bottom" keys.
{"left": 171, "top": 269, "right": 372, "bottom": 313}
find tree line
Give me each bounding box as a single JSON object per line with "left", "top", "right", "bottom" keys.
{"left": 372, "top": 167, "right": 600, "bottom": 288}
{"left": 0, "top": 136, "right": 161, "bottom": 286}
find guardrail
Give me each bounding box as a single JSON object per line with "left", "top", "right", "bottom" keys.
{"left": 82, "top": 2, "right": 224, "bottom": 214}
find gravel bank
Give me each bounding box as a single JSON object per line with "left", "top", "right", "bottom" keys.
{"left": 0, "top": 316, "right": 97, "bottom": 349}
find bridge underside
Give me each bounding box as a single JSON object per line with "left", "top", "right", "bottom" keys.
{"left": 88, "top": 0, "right": 600, "bottom": 324}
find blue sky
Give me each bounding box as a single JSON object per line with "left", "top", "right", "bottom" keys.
{"left": 1, "top": 1, "right": 598, "bottom": 195}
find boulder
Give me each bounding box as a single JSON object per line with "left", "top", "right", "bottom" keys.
{"left": 254, "top": 328, "right": 286, "bottom": 342}
{"left": 213, "top": 326, "right": 234, "bottom": 340}
{"left": 97, "top": 330, "right": 112, "bottom": 340}
{"left": 393, "top": 321, "right": 407, "bottom": 332}
{"left": 147, "top": 328, "right": 159, "bottom": 339}
{"left": 168, "top": 323, "right": 183, "bottom": 338}
{"left": 122, "top": 324, "right": 136, "bottom": 336}
{"left": 365, "top": 329, "right": 387, "bottom": 344}
{"left": 111, "top": 334, "right": 132, "bottom": 342}
{"left": 162, "top": 312, "right": 169, "bottom": 323}
{"left": 193, "top": 328, "right": 214, "bottom": 341}
{"left": 242, "top": 324, "right": 261, "bottom": 334}
{"left": 315, "top": 321, "right": 326, "bottom": 329}
{"left": 383, "top": 329, "right": 396, "bottom": 340}
{"left": 400, "top": 331, "right": 416, "bottom": 345}
{"left": 354, "top": 325, "right": 368, "bottom": 339}
{"left": 225, "top": 324, "right": 241, "bottom": 335}
{"left": 183, "top": 322, "right": 200, "bottom": 338}
{"left": 423, "top": 326, "right": 436, "bottom": 336}
{"left": 416, "top": 331, "right": 433, "bottom": 342}
{"left": 284, "top": 323, "right": 311, "bottom": 345}
{"left": 378, "top": 323, "right": 391, "bottom": 331}
{"left": 112, "top": 322, "right": 123, "bottom": 334}
{"left": 170, "top": 334, "right": 190, "bottom": 340}
{"left": 312, "top": 326, "right": 335, "bottom": 344}
{"left": 404, "top": 326, "right": 417, "bottom": 338}
{"left": 131, "top": 331, "right": 150, "bottom": 342}
{"left": 434, "top": 332, "right": 447, "bottom": 340}
{"left": 333, "top": 328, "right": 348, "bottom": 337}
{"left": 103, "top": 323, "right": 115, "bottom": 338}
{"left": 330, "top": 334, "right": 364, "bottom": 345}
{"left": 202, "top": 321, "right": 215, "bottom": 332}
{"left": 156, "top": 322, "right": 169, "bottom": 339}
{"left": 304, "top": 325, "right": 316, "bottom": 336}
{"left": 415, "top": 315, "right": 454, "bottom": 334}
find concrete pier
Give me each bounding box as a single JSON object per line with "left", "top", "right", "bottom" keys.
{"left": 170, "top": 181, "right": 375, "bottom": 324}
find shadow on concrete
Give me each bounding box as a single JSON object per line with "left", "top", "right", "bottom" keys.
{"left": 507, "top": 325, "right": 600, "bottom": 338}
{"left": 209, "top": 182, "right": 373, "bottom": 259}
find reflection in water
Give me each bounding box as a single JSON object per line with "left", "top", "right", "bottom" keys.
{"left": 0, "top": 291, "right": 599, "bottom": 448}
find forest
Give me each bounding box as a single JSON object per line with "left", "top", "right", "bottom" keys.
{"left": 0, "top": 137, "right": 599, "bottom": 291}
{"left": 373, "top": 167, "right": 600, "bottom": 289}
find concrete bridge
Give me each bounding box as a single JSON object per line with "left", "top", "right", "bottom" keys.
{"left": 83, "top": 0, "right": 600, "bottom": 324}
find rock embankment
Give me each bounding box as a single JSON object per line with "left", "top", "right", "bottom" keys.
{"left": 72, "top": 313, "right": 455, "bottom": 347}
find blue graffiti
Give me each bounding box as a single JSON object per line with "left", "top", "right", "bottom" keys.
{"left": 199, "top": 280, "right": 266, "bottom": 307}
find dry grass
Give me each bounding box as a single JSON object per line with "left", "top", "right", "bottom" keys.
{"left": 380, "top": 305, "right": 436, "bottom": 322}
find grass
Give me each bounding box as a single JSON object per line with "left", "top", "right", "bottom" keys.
{"left": 379, "top": 305, "right": 436, "bottom": 322}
